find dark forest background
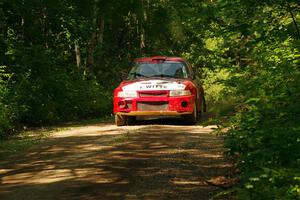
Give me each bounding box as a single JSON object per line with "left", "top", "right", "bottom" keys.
{"left": 0, "top": 0, "right": 300, "bottom": 199}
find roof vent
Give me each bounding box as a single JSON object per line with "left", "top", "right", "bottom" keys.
{"left": 151, "top": 56, "right": 167, "bottom": 61}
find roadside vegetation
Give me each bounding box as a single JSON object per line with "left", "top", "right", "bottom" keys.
{"left": 0, "top": 126, "right": 57, "bottom": 159}
{"left": 0, "top": 0, "right": 299, "bottom": 199}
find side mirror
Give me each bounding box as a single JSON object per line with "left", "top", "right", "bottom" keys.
{"left": 190, "top": 73, "right": 196, "bottom": 80}
{"left": 119, "top": 70, "right": 128, "bottom": 81}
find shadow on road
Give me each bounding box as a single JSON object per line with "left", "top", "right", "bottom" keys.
{"left": 0, "top": 124, "right": 234, "bottom": 200}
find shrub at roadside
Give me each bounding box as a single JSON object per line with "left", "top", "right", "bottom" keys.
{"left": 0, "top": 66, "right": 16, "bottom": 137}
{"left": 224, "top": 39, "right": 300, "bottom": 199}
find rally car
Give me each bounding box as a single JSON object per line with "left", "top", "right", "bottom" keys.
{"left": 113, "top": 56, "right": 206, "bottom": 126}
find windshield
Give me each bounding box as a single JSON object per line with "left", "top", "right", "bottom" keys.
{"left": 127, "top": 62, "right": 188, "bottom": 80}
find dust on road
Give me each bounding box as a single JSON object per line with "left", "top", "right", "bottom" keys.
{"left": 0, "top": 121, "right": 234, "bottom": 200}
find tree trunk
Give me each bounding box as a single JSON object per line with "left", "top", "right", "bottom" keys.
{"left": 86, "top": 33, "right": 96, "bottom": 71}
{"left": 42, "top": 7, "right": 49, "bottom": 48}
{"left": 86, "top": 0, "right": 105, "bottom": 74}
{"left": 98, "top": 18, "right": 104, "bottom": 44}
{"left": 86, "top": 0, "right": 99, "bottom": 73}
{"left": 139, "top": 0, "right": 147, "bottom": 51}
{"left": 74, "top": 40, "right": 81, "bottom": 68}
{"left": 287, "top": 3, "right": 300, "bottom": 39}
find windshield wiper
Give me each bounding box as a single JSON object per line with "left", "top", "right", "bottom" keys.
{"left": 151, "top": 74, "right": 174, "bottom": 78}
{"left": 129, "top": 72, "right": 149, "bottom": 78}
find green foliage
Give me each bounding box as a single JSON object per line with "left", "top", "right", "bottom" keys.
{"left": 0, "top": 67, "right": 9, "bottom": 135}
{"left": 0, "top": 0, "right": 115, "bottom": 135}
{"left": 1, "top": 0, "right": 195, "bottom": 134}
{"left": 167, "top": 0, "right": 300, "bottom": 198}
{"left": 212, "top": 0, "right": 300, "bottom": 199}
{"left": 1, "top": 1, "right": 300, "bottom": 198}
{"left": 202, "top": 68, "right": 237, "bottom": 116}
{"left": 236, "top": 168, "right": 300, "bottom": 200}
{"left": 0, "top": 66, "right": 14, "bottom": 137}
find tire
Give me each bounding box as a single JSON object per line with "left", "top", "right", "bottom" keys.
{"left": 127, "top": 116, "right": 136, "bottom": 126}
{"left": 115, "top": 114, "right": 127, "bottom": 126}
{"left": 183, "top": 104, "right": 197, "bottom": 125}
{"left": 197, "top": 95, "right": 206, "bottom": 120}
{"left": 202, "top": 94, "right": 207, "bottom": 113}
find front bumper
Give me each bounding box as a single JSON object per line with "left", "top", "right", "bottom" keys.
{"left": 113, "top": 94, "right": 195, "bottom": 116}
{"left": 115, "top": 111, "right": 192, "bottom": 116}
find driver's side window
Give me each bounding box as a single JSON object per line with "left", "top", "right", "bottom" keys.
{"left": 184, "top": 62, "right": 194, "bottom": 79}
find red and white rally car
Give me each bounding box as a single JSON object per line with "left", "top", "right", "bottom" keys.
{"left": 113, "top": 56, "right": 206, "bottom": 126}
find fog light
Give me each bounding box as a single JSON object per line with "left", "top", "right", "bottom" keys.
{"left": 118, "top": 101, "right": 126, "bottom": 109}
{"left": 181, "top": 101, "right": 188, "bottom": 108}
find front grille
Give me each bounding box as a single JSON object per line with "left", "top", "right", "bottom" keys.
{"left": 137, "top": 102, "right": 168, "bottom": 111}
{"left": 139, "top": 91, "right": 167, "bottom": 97}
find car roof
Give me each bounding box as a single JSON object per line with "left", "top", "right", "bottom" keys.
{"left": 134, "top": 56, "right": 187, "bottom": 63}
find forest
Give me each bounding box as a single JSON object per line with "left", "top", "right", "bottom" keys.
{"left": 0, "top": 0, "right": 299, "bottom": 199}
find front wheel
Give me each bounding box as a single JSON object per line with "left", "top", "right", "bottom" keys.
{"left": 127, "top": 116, "right": 136, "bottom": 125}
{"left": 115, "top": 114, "right": 127, "bottom": 126}
{"left": 202, "top": 94, "right": 207, "bottom": 113}
{"left": 183, "top": 104, "right": 197, "bottom": 125}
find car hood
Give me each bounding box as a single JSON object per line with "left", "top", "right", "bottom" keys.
{"left": 121, "top": 79, "right": 187, "bottom": 91}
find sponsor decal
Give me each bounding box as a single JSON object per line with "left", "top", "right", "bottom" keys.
{"left": 122, "top": 80, "right": 186, "bottom": 91}
{"left": 140, "top": 84, "right": 167, "bottom": 90}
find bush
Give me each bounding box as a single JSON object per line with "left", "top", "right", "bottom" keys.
{"left": 2, "top": 45, "right": 113, "bottom": 130}
{"left": 223, "top": 43, "right": 300, "bottom": 199}
{"left": 202, "top": 68, "right": 237, "bottom": 116}
{"left": 0, "top": 88, "right": 10, "bottom": 136}
{"left": 0, "top": 66, "right": 14, "bottom": 137}
{"left": 13, "top": 66, "right": 112, "bottom": 124}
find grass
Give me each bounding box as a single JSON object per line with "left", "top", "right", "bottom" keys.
{"left": 0, "top": 128, "right": 53, "bottom": 159}
{"left": 0, "top": 116, "right": 114, "bottom": 160}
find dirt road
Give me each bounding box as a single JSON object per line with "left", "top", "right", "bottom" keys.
{"left": 0, "top": 120, "right": 234, "bottom": 200}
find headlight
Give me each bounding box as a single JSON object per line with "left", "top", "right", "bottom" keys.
{"left": 169, "top": 90, "right": 191, "bottom": 97}
{"left": 117, "top": 91, "right": 138, "bottom": 98}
